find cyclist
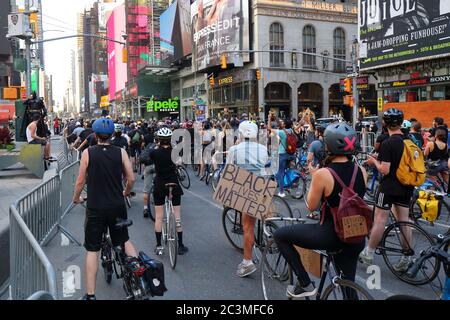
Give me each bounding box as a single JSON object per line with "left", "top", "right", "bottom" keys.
{"left": 274, "top": 122, "right": 367, "bottom": 298}
{"left": 424, "top": 128, "right": 449, "bottom": 184}
{"left": 128, "top": 123, "right": 143, "bottom": 172}
{"left": 149, "top": 127, "right": 188, "bottom": 255}
{"left": 110, "top": 124, "right": 129, "bottom": 153}
{"left": 361, "top": 108, "right": 415, "bottom": 271}
{"left": 307, "top": 125, "right": 326, "bottom": 167}
{"left": 72, "top": 118, "right": 139, "bottom": 300}
{"left": 226, "top": 121, "right": 268, "bottom": 277}
{"left": 199, "top": 121, "right": 213, "bottom": 180}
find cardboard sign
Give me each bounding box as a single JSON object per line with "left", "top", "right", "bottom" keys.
{"left": 294, "top": 247, "right": 322, "bottom": 279}
{"left": 342, "top": 215, "right": 368, "bottom": 239}
{"left": 213, "top": 164, "right": 278, "bottom": 220}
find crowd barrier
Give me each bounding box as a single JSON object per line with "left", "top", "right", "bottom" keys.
{"left": 8, "top": 142, "right": 80, "bottom": 300}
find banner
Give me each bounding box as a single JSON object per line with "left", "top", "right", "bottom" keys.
{"left": 359, "top": 0, "right": 450, "bottom": 70}
{"left": 191, "top": 0, "right": 250, "bottom": 71}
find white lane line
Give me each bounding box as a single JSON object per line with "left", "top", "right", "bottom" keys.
{"left": 185, "top": 189, "right": 223, "bottom": 210}
{"left": 355, "top": 275, "right": 394, "bottom": 298}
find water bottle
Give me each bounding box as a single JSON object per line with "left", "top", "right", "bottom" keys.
{"left": 442, "top": 276, "right": 450, "bottom": 300}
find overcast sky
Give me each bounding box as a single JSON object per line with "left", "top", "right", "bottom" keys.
{"left": 41, "top": 0, "right": 96, "bottom": 107}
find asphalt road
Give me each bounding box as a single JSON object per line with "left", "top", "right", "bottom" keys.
{"left": 42, "top": 167, "right": 445, "bottom": 300}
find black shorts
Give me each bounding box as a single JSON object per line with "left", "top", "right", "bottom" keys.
{"left": 29, "top": 139, "right": 47, "bottom": 146}
{"left": 375, "top": 191, "right": 412, "bottom": 210}
{"left": 153, "top": 182, "right": 182, "bottom": 206}
{"left": 130, "top": 145, "right": 141, "bottom": 157}
{"left": 84, "top": 206, "right": 129, "bottom": 252}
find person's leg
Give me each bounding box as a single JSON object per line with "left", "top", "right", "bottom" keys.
{"left": 334, "top": 243, "right": 365, "bottom": 299}
{"left": 85, "top": 251, "right": 99, "bottom": 295}
{"left": 277, "top": 153, "right": 287, "bottom": 194}
{"left": 392, "top": 203, "right": 412, "bottom": 249}
{"left": 124, "top": 240, "right": 138, "bottom": 258}
{"left": 366, "top": 207, "right": 389, "bottom": 250}
{"left": 242, "top": 213, "right": 255, "bottom": 261}
{"left": 44, "top": 142, "right": 50, "bottom": 158}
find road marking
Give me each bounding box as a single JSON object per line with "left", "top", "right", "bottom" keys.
{"left": 355, "top": 275, "right": 394, "bottom": 298}
{"left": 185, "top": 189, "right": 222, "bottom": 210}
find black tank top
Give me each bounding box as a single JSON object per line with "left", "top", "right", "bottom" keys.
{"left": 325, "top": 161, "right": 366, "bottom": 213}
{"left": 87, "top": 145, "right": 125, "bottom": 210}
{"left": 428, "top": 142, "right": 448, "bottom": 161}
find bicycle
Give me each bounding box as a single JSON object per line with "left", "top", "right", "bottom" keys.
{"left": 409, "top": 188, "right": 450, "bottom": 231}
{"left": 260, "top": 218, "right": 373, "bottom": 300}
{"left": 222, "top": 195, "right": 293, "bottom": 252}
{"left": 100, "top": 219, "right": 152, "bottom": 300}
{"left": 161, "top": 183, "right": 178, "bottom": 269}
{"left": 177, "top": 165, "right": 191, "bottom": 189}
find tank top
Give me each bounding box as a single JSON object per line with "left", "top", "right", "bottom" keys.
{"left": 428, "top": 142, "right": 448, "bottom": 161}
{"left": 26, "top": 126, "right": 33, "bottom": 142}
{"left": 87, "top": 145, "right": 125, "bottom": 210}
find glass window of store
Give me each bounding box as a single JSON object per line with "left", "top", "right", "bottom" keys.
{"left": 270, "top": 23, "right": 284, "bottom": 67}
{"left": 383, "top": 87, "right": 427, "bottom": 103}
{"left": 333, "top": 28, "right": 346, "bottom": 73}
{"left": 431, "top": 85, "right": 450, "bottom": 100}
{"left": 303, "top": 25, "right": 317, "bottom": 69}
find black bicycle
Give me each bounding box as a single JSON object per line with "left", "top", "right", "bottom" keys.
{"left": 177, "top": 165, "right": 191, "bottom": 189}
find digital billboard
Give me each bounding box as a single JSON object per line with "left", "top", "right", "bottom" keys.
{"left": 160, "top": 1, "right": 177, "bottom": 64}
{"left": 191, "top": 0, "right": 249, "bottom": 71}
{"left": 359, "top": 0, "right": 450, "bottom": 70}
{"left": 107, "top": 11, "right": 116, "bottom": 101}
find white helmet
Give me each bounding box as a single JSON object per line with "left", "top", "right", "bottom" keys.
{"left": 114, "top": 123, "right": 122, "bottom": 132}
{"left": 401, "top": 120, "right": 412, "bottom": 129}
{"left": 156, "top": 127, "right": 173, "bottom": 138}
{"left": 239, "top": 121, "right": 258, "bottom": 139}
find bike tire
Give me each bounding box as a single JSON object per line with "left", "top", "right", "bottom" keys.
{"left": 321, "top": 279, "right": 374, "bottom": 300}
{"left": 147, "top": 186, "right": 155, "bottom": 222}
{"left": 289, "top": 176, "right": 307, "bottom": 200}
{"left": 125, "top": 195, "right": 132, "bottom": 209}
{"left": 205, "top": 165, "right": 211, "bottom": 185}
{"left": 168, "top": 211, "right": 178, "bottom": 269}
{"left": 211, "top": 169, "right": 221, "bottom": 192}
{"left": 380, "top": 221, "right": 440, "bottom": 286}
{"left": 261, "top": 238, "right": 293, "bottom": 300}
{"left": 101, "top": 245, "right": 113, "bottom": 284}
{"left": 222, "top": 208, "right": 244, "bottom": 252}
{"left": 270, "top": 195, "right": 293, "bottom": 219}
{"left": 178, "top": 166, "right": 191, "bottom": 189}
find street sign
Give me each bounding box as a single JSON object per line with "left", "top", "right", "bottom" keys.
{"left": 346, "top": 66, "right": 353, "bottom": 73}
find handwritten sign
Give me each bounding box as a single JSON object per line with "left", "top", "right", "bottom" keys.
{"left": 294, "top": 247, "right": 323, "bottom": 279}
{"left": 213, "top": 165, "right": 278, "bottom": 220}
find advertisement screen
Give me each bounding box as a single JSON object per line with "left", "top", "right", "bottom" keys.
{"left": 174, "top": 0, "right": 192, "bottom": 60}
{"left": 191, "top": 0, "right": 249, "bottom": 71}
{"left": 114, "top": 6, "right": 127, "bottom": 96}
{"left": 107, "top": 12, "right": 116, "bottom": 101}
{"left": 160, "top": 1, "right": 177, "bottom": 64}
{"left": 359, "top": 0, "right": 450, "bottom": 70}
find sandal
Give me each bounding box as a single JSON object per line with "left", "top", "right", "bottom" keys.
{"left": 307, "top": 212, "right": 320, "bottom": 220}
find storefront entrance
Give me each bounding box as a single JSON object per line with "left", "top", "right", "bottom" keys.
{"left": 298, "top": 83, "right": 323, "bottom": 119}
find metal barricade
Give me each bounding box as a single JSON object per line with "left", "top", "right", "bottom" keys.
{"left": 9, "top": 205, "right": 57, "bottom": 300}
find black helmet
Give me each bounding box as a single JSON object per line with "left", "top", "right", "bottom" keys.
{"left": 383, "top": 108, "right": 404, "bottom": 128}
{"left": 324, "top": 122, "right": 359, "bottom": 155}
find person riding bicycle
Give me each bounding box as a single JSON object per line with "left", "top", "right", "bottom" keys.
{"left": 72, "top": 118, "right": 139, "bottom": 301}
{"left": 128, "top": 123, "right": 143, "bottom": 172}
{"left": 110, "top": 124, "right": 129, "bottom": 153}
{"left": 307, "top": 125, "right": 326, "bottom": 168}
{"left": 361, "top": 108, "right": 415, "bottom": 271}
{"left": 274, "top": 122, "right": 367, "bottom": 298}
{"left": 226, "top": 121, "right": 269, "bottom": 278}
{"left": 199, "top": 121, "right": 213, "bottom": 181}
{"left": 149, "top": 127, "right": 188, "bottom": 256}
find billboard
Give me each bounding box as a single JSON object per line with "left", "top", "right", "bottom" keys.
{"left": 107, "top": 12, "right": 116, "bottom": 101}
{"left": 99, "top": 3, "right": 120, "bottom": 31}
{"left": 191, "top": 0, "right": 249, "bottom": 71}
{"left": 359, "top": 0, "right": 450, "bottom": 70}
{"left": 160, "top": 1, "right": 177, "bottom": 64}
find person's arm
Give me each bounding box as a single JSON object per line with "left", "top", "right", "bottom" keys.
{"left": 424, "top": 141, "right": 433, "bottom": 158}
{"left": 122, "top": 148, "right": 135, "bottom": 196}
{"left": 77, "top": 139, "right": 88, "bottom": 151}
{"left": 72, "top": 150, "right": 89, "bottom": 203}
{"left": 30, "top": 123, "right": 44, "bottom": 141}
{"left": 306, "top": 168, "right": 327, "bottom": 211}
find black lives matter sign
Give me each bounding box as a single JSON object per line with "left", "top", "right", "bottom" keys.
{"left": 213, "top": 165, "right": 277, "bottom": 220}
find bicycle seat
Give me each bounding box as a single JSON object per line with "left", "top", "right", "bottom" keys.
{"left": 165, "top": 183, "right": 178, "bottom": 188}
{"left": 115, "top": 219, "right": 133, "bottom": 229}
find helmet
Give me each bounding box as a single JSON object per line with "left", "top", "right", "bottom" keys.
{"left": 383, "top": 108, "right": 404, "bottom": 127}
{"left": 93, "top": 118, "right": 114, "bottom": 135}
{"left": 114, "top": 123, "right": 122, "bottom": 132}
{"left": 156, "top": 127, "right": 173, "bottom": 139}
{"left": 238, "top": 120, "right": 258, "bottom": 139}
{"left": 324, "top": 122, "right": 359, "bottom": 155}
{"left": 401, "top": 120, "right": 412, "bottom": 129}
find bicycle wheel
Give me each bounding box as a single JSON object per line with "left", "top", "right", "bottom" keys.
{"left": 261, "top": 238, "right": 293, "bottom": 300}
{"left": 380, "top": 221, "right": 440, "bottom": 285}
{"left": 270, "top": 195, "right": 293, "bottom": 219}
{"left": 101, "top": 244, "right": 113, "bottom": 284}
{"left": 222, "top": 208, "right": 244, "bottom": 251}
{"left": 211, "top": 169, "right": 221, "bottom": 192}
{"left": 289, "top": 176, "right": 307, "bottom": 200}
{"left": 147, "top": 186, "right": 155, "bottom": 222}
{"left": 321, "top": 279, "right": 374, "bottom": 300}
{"left": 205, "top": 165, "right": 212, "bottom": 185}
{"left": 178, "top": 166, "right": 191, "bottom": 189}
{"left": 168, "top": 211, "right": 178, "bottom": 269}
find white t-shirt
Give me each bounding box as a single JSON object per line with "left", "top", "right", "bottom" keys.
{"left": 227, "top": 141, "right": 269, "bottom": 176}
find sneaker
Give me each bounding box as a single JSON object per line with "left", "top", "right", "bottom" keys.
{"left": 286, "top": 282, "right": 317, "bottom": 298}
{"left": 236, "top": 262, "right": 257, "bottom": 278}
{"left": 393, "top": 256, "right": 411, "bottom": 273}
{"left": 81, "top": 294, "right": 97, "bottom": 301}
{"left": 178, "top": 244, "right": 189, "bottom": 255}
{"left": 359, "top": 249, "right": 373, "bottom": 265}
{"left": 277, "top": 192, "right": 286, "bottom": 198}
{"left": 143, "top": 209, "right": 149, "bottom": 218}
{"left": 154, "top": 246, "right": 164, "bottom": 256}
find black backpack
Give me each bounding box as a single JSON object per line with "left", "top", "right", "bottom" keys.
{"left": 140, "top": 143, "right": 156, "bottom": 166}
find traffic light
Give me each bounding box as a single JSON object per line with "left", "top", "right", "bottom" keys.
{"left": 220, "top": 55, "right": 227, "bottom": 69}
{"left": 256, "top": 69, "right": 261, "bottom": 81}
{"left": 122, "top": 47, "right": 128, "bottom": 63}
{"left": 344, "top": 78, "right": 352, "bottom": 93}
{"left": 209, "top": 75, "right": 215, "bottom": 88}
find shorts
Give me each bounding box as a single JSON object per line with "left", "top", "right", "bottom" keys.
{"left": 29, "top": 139, "right": 47, "bottom": 146}
{"left": 84, "top": 206, "right": 129, "bottom": 252}
{"left": 375, "top": 191, "right": 412, "bottom": 210}
{"left": 153, "top": 182, "right": 182, "bottom": 206}
{"left": 130, "top": 145, "right": 141, "bottom": 157}
{"left": 143, "top": 165, "right": 154, "bottom": 194}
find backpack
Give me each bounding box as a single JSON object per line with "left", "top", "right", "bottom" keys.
{"left": 320, "top": 165, "right": 372, "bottom": 244}
{"left": 408, "top": 133, "right": 422, "bottom": 149}
{"left": 138, "top": 251, "right": 167, "bottom": 297}
{"left": 396, "top": 138, "right": 426, "bottom": 187}
{"left": 131, "top": 131, "right": 141, "bottom": 145}
{"left": 283, "top": 129, "right": 297, "bottom": 155}
{"left": 140, "top": 143, "right": 156, "bottom": 166}
{"left": 416, "top": 190, "right": 443, "bottom": 223}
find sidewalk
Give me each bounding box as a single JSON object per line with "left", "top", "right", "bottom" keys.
{"left": 0, "top": 136, "right": 65, "bottom": 290}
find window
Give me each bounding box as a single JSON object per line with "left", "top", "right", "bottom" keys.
{"left": 269, "top": 23, "right": 284, "bottom": 67}
{"left": 303, "top": 25, "right": 316, "bottom": 69}
{"left": 333, "top": 28, "right": 346, "bottom": 73}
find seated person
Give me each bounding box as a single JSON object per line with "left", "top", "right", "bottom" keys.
{"left": 26, "top": 114, "right": 53, "bottom": 161}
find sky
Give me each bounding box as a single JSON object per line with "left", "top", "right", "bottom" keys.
{"left": 40, "top": 0, "right": 96, "bottom": 107}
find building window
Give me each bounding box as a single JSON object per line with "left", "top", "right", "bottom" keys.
{"left": 303, "top": 25, "right": 316, "bottom": 69}
{"left": 333, "top": 28, "right": 346, "bottom": 73}
{"left": 269, "top": 23, "right": 284, "bottom": 67}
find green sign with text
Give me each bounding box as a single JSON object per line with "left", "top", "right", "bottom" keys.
{"left": 146, "top": 97, "right": 180, "bottom": 112}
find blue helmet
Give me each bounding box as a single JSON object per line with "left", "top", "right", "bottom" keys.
{"left": 93, "top": 118, "right": 114, "bottom": 135}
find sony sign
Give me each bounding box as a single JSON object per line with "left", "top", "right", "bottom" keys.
{"left": 359, "top": 0, "right": 416, "bottom": 28}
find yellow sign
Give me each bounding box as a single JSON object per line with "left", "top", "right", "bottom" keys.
{"left": 3, "top": 88, "right": 18, "bottom": 100}
{"left": 378, "top": 98, "right": 383, "bottom": 111}
{"left": 100, "top": 95, "right": 109, "bottom": 107}
{"left": 218, "top": 76, "right": 233, "bottom": 86}
{"left": 19, "top": 9, "right": 38, "bottom": 39}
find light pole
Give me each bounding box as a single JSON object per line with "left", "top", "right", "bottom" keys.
{"left": 25, "top": 0, "right": 32, "bottom": 97}
{"left": 351, "top": 38, "right": 359, "bottom": 128}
